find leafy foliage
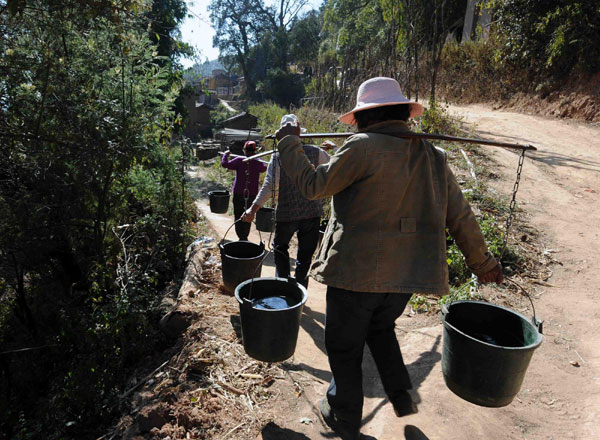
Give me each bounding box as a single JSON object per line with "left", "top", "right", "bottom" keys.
{"left": 210, "top": 101, "right": 237, "bottom": 128}
{"left": 0, "top": 1, "right": 195, "bottom": 437}
{"left": 495, "top": 0, "right": 600, "bottom": 78}
{"left": 257, "top": 68, "right": 305, "bottom": 107}
{"left": 417, "top": 100, "right": 461, "bottom": 135}
{"left": 209, "top": 0, "right": 311, "bottom": 102}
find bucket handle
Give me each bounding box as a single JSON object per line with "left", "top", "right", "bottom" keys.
{"left": 441, "top": 277, "right": 543, "bottom": 334}
{"left": 440, "top": 277, "right": 478, "bottom": 315}
{"left": 219, "top": 218, "right": 264, "bottom": 247}
{"left": 505, "top": 276, "right": 543, "bottom": 334}
{"left": 245, "top": 247, "right": 273, "bottom": 302}
{"left": 245, "top": 246, "right": 297, "bottom": 302}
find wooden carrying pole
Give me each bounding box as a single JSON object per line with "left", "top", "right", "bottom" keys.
{"left": 218, "top": 151, "right": 269, "bottom": 163}
{"left": 243, "top": 132, "right": 537, "bottom": 162}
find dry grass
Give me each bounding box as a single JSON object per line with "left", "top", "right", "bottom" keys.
{"left": 107, "top": 247, "right": 297, "bottom": 440}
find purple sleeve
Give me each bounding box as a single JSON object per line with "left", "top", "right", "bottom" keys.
{"left": 256, "top": 160, "right": 267, "bottom": 173}
{"left": 221, "top": 156, "right": 241, "bottom": 170}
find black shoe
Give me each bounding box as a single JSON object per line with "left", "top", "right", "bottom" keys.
{"left": 391, "top": 391, "right": 418, "bottom": 417}
{"left": 319, "top": 398, "right": 360, "bottom": 440}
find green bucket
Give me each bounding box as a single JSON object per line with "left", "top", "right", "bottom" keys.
{"left": 441, "top": 300, "right": 543, "bottom": 407}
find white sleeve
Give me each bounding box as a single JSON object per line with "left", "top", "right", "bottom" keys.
{"left": 253, "top": 156, "right": 279, "bottom": 207}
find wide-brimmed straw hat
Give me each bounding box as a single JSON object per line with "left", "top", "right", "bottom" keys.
{"left": 339, "top": 77, "right": 424, "bottom": 125}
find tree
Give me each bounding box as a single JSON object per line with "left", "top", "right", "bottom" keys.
{"left": 289, "top": 10, "right": 322, "bottom": 73}
{"left": 209, "top": 0, "right": 309, "bottom": 100}
{"left": 495, "top": 0, "right": 600, "bottom": 79}
{"left": 0, "top": 0, "right": 193, "bottom": 435}
{"left": 257, "top": 68, "right": 305, "bottom": 106}
{"left": 209, "top": 0, "right": 270, "bottom": 98}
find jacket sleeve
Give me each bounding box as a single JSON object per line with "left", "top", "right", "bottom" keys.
{"left": 277, "top": 135, "right": 368, "bottom": 200}
{"left": 221, "top": 155, "right": 239, "bottom": 170}
{"left": 445, "top": 161, "right": 498, "bottom": 277}
{"left": 253, "top": 157, "right": 278, "bottom": 208}
{"left": 256, "top": 159, "right": 267, "bottom": 173}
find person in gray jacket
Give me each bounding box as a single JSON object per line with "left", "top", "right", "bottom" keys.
{"left": 275, "top": 77, "right": 504, "bottom": 440}
{"left": 241, "top": 114, "right": 333, "bottom": 288}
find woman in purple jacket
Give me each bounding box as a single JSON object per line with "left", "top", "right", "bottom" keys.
{"left": 221, "top": 141, "right": 267, "bottom": 240}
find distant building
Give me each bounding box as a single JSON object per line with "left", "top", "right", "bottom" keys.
{"left": 222, "top": 112, "right": 258, "bottom": 130}
{"left": 208, "top": 70, "right": 240, "bottom": 97}
{"left": 182, "top": 80, "right": 217, "bottom": 141}
{"left": 214, "top": 128, "right": 263, "bottom": 154}
{"left": 183, "top": 100, "right": 212, "bottom": 141}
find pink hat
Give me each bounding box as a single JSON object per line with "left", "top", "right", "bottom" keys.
{"left": 339, "top": 77, "right": 424, "bottom": 125}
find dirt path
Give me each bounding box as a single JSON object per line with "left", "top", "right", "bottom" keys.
{"left": 445, "top": 105, "right": 600, "bottom": 439}
{"left": 193, "top": 106, "right": 600, "bottom": 440}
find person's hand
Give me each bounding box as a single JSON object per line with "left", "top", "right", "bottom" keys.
{"left": 223, "top": 149, "right": 230, "bottom": 158}
{"left": 241, "top": 207, "right": 257, "bottom": 223}
{"left": 275, "top": 122, "right": 301, "bottom": 141}
{"left": 477, "top": 262, "right": 504, "bottom": 284}
{"left": 321, "top": 140, "right": 337, "bottom": 151}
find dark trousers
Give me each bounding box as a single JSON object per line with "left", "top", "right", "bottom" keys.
{"left": 232, "top": 194, "right": 253, "bottom": 240}
{"left": 273, "top": 217, "right": 320, "bottom": 288}
{"left": 325, "top": 286, "right": 413, "bottom": 428}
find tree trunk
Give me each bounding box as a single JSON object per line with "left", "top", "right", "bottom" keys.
{"left": 462, "top": 0, "right": 477, "bottom": 42}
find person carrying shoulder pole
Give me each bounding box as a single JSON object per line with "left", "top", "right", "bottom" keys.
{"left": 241, "top": 114, "right": 333, "bottom": 288}
{"left": 221, "top": 140, "right": 267, "bottom": 241}
{"left": 274, "top": 77, "right": 504, "bottom": 440}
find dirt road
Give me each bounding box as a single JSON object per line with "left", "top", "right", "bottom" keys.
{"left": 195, "top": 105, "right": 600, "bottom": 440}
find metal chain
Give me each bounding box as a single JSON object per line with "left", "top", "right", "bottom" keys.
{"left": 243, "top": 161, "right": 250, "bottom": 208}
{"left": 500, "top": 148, "right": 526, "bottom": 260}
{"left": 270, "top": 138, "right": 278, "bottom": 230}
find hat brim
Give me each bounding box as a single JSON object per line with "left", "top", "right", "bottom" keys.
{"left": 339, "top": 101, "right": 424, "bottom": 125}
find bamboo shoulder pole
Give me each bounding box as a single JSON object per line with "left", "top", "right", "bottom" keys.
{"left": 243, "top": 132, "right": 537, "bottom": 162}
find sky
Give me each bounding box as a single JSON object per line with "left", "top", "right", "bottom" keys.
{"left": 179, "top": 0, "right": 323, "bottom": 68}
{"left": 180, "top": 0, "right": 218, "bottom": 67}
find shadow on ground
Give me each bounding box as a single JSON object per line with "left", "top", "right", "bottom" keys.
{"left": 259, "top": 422, "right": 311, "bottom": 439}
{"left": 404, "top": 425, "right": 431, "bottom": 440}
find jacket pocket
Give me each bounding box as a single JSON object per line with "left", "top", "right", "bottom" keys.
{"left": 399, "top": 217, "right": 417, "bottom": 233}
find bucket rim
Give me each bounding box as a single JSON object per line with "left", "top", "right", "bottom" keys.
{"left": 441, "top": 300, "right": 543, "bottom": 350}
{"left": 208, "top": 190, "right": 230, "bottom": 196}
{"left": 234, "top": 277, "right": 309, "bottom": 310}
{"left": 219, "top": 240, "right": 266, "bottom": 261}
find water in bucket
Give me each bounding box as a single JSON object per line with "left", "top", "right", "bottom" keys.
{"left": 251, "top": 295, "right": 298, "bottom": 310}
{"left": 461, "top": 326, "right": 524, "bottom": 347}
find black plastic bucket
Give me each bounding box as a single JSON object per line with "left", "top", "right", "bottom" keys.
{"left": 235, "top": 277, "right": 308, "bottom": 362}
{"left": 255, "top": 207, "right": 275, "bottom": 232}
{"left": 219, "top": 240, "right": 266, "bottom": 293}
{"left": 208, "top": 190, "right": 230, "bottom": 213}
{"left": 441, "top": 300, "right": 543, "bottom": 407}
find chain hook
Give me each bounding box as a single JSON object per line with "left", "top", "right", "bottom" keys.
{"left": 500, "top": 148, "right": 526, "bottom": 261}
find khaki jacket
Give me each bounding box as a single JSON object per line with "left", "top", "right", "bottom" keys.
{"left": 277, "top": 120, "right": 497, "bottom": 294}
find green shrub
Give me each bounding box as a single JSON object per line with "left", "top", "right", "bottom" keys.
{"left": 210, "top": 102, "right": 236, "bottom": 129}
{"left": 417, "top": 100, "right": 461, "bottom": 136}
